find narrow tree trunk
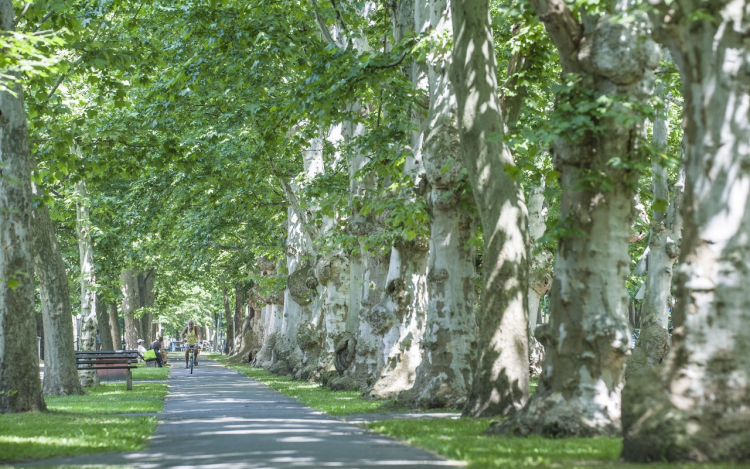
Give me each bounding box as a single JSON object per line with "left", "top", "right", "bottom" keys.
{"left": 137, "top": 271, "right": 154, "bottom": 342}
{"left": 95, "top": 292, "right": 113, "bottom": 351}
{"left": 75, "top": 181, "right": 99, "bottom": 387}
{"left": 622, "top": 4, "right": 750, "bottom": 461}
{"left": 0, "top": 0, "right": 46, "bottom": 412}
{"left": 121, "top": 270, "right": 140, "bottom": 350}
{"left": 625, "top": 100, "right": 683, "bottom": 378}
{"left": 108, "top": 300, "right": 122, "bottom": 350}
{"left": 234, "top": 285, "right": 243, "bottom": 352}
{"left": 223, "top": 286, "right": 233, "bottom": 355}
{"left": 450, "top": 0, "right": 530, "bottom": 417}
{"left": 30, "top": 181, "right": 83, "bottom": 396}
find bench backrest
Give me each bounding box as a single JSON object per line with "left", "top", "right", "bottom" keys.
{"left": 75, "top": 350, "right": 140, "bottom": 364}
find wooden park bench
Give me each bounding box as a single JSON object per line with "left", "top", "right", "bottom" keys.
{"left": 75, "top": 350, "right": 140, "bottom": 390}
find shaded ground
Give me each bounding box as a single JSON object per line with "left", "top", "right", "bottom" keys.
{"left": 20, "top": 358, "right": 462, "bottom": 468}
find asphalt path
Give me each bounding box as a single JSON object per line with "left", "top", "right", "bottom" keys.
{"left": 24, "top": 358, "right": 462, "bottom": 468}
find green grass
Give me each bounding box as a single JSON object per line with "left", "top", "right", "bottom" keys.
{"left": 217, "top": 358, "right": 393, "bottom": 415}
{"left": 130, "top": 363, "right": 169, "bottom": 381}
{"left": 0, "top": 382, "right": 166, "bottom": 463}
{"left": 366, "top": 419, "right": 750, "bottom": 469}
{"left": 45, "top": 382, "right": 167, "bottom": 414}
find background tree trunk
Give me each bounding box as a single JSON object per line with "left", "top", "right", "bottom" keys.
{"left": 223, "top": 285, "right": 233, "bottom": 355}
{"left": 623, "top": 3, "right": 750, "bottom": 461}
{"left": 121, "top": 270, "right": 140, "bottom": 350}
{"left": 75, "top": 181, "right": 99, "bottom": 387}
{"left": 625, "top": 99, "right": 683, "bottom": 378}
{"left": 138, "top": 270, "right": 154, "bottom": 342}
{"left": 450, "top": 0, "right": 530, "bottom": 417}
{"left": 0, "top": 0, "right": 46, "bottom": 412}
{"left": 108, "top": 300, "right": 122, "bottom": 350}
{"left": 95, "top": 293, "right": 113, "bottom": 351}
{"left": 30, "top": 180, "right": 83, "bottom": 396}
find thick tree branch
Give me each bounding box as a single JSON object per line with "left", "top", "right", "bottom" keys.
{"left": 14, "top": 2, "right": 30, "bottom": 27}
{"left": 31, "top": 9, "right": 54, "bottom": 33}
{"left": 527, "top": 0, "right": 582, "bottom": 73}
{"left": 310, "top": 0, "right": 335, "bottom": 45}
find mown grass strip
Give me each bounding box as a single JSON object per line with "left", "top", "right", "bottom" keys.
{"left": 214, "top": 356, "right": 393, "bottom": 415}
{"left": 366, "top": 419, "right": 750, "bottom": 469}
{"left": 131, "top": 363, "right": 170, "bottom": 381}
{"left": 0, "top": 381, "right": 167, "bottom": 463}
{"left": 45, "top": 382, "right": 167, "bottom": 414}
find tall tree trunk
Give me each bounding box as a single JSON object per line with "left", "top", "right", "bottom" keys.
{"left": 137, "top": 270, "right": 154, "bottom": 342}
{"left": 95, "top": 293, "right": 113, "bottom": 351}
{"left": 30, "top": 180, "right": 83, "bottom": 396}
{"left": 234, "top": 285, "right": 244, "bottom": 352}
{"left": 625, "top": 99, "right": 684, "bottom": 379}
{"left": 450, "top": 0, "right": 530, "bottom": 417}
{"left": 223, "top": 285, "right": 233, "bottom": 355}
{"left": 526, "top": 178, "right": 552, "bottom": 379}
{"left": 527, "top": 179, "right": 552, "bottom": 333}
{"left": 0, "top": 0, "right": 46, "bottom": 412}
{"left": 494, "top": 0, "right": 660, "bottom": 436}
{"left": 407, "top": 0, "right": 478, "bottom": 408}
{"left": 75, "top": 181, "right": 98, "bottom": 387}
{"left": 121, "top": 270, "right": 140, "bottom": 350}
{"left": 623, "top": 3, "right": 750, "bottom": 461}
{"left": 108, "top": 299, "right": 122, "bottom": 350}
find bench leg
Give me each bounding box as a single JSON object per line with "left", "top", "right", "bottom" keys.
{"left": 126, "top": 369, "right": 132, "bottom": 391}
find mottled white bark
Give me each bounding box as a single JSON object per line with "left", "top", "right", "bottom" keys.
{"left": 30, "top": 179, "right": 83, "bottom": 396}
{"left": 498, "top": 3, "right": 659, "bottom": 436}
{"left": 526, "top": 178, "right": 552, "bottom": 378}
{"left": 362, "top": 239, "right": 428, "bottom": 397}
{"left": 625, "top": 102, "right": 683, "bottom": 378}
{"left": 0, "top": 0, "right": 46, "bottom": 412}
{"left": 527, "top": 179, "right": 552, "bottom": 334}
{"left": 276, "top": 136, "right": 324, "bottom": 376}
{"left": 406, "top": 0, "right": 478, "bottom": 408}
{"left": 450, "top": 0, "right": 530, "bottom": 417}
{"left": 623, "top": 2, "right": 750, "bottom": 461}
{"left": 75, "top": 181, "right": 99, "bottom": 387}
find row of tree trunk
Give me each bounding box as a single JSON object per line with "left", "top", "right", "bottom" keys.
{"left": 233, "top": 0, "right": 750, "bottom": 462}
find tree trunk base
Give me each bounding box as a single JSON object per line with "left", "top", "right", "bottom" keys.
{"left": 622, "top": 362, "right": 750, "bottom": 462}
{"left": 491, "top": 386, "right": 621, "bottom": 437}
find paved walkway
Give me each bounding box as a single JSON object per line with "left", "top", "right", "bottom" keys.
{"left": 26, "top": 358, "right": 462, "bottom": 468}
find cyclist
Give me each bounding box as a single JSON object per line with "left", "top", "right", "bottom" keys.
{"left": 181, "top": 320, "right": 202, "bottom": 368}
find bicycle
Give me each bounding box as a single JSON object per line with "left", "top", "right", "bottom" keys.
{"left": 187, "top": 344, "right": 198, "bottom": 374}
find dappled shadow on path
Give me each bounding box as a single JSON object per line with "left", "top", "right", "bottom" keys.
{"left": 22, "top": 359, "right": 461, "bottom": 468}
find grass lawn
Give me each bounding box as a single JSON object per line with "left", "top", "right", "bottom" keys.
{"left": 0, "top": 381, "right": 167, "bottom": 463}
{"left": 366, "top": 418, "right": 750, "bottom": 469}
{"left": 215, "top": 357, "right": 391, "bottom": 415}
{"left": 215, "top": 355, "right": 538, "bottom": 416}
{"left": 130, "top": 363, "right": 170, "bottom": 381}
